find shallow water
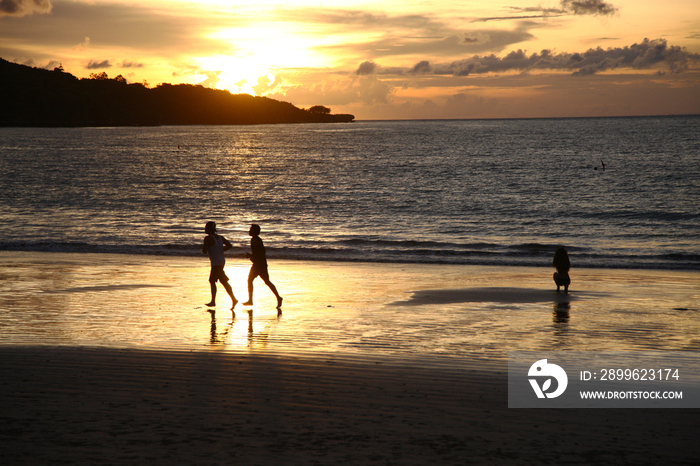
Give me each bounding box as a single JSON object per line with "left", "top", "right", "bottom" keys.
{"left": 2, "top": 252, "right": 698, "bottom": 361}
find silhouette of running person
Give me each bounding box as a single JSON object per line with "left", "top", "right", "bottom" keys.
{"left": 202, "top": 221, "right": 237, "bottom": 310}
{"left": 552, "top": 247, "right": 571, "bottom": 293}
{"left": 243, "top": 224, "right": 282, "bottom": 308}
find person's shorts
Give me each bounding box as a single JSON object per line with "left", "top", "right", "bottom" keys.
{"left": 249, "top": 262, "right": 270, "bottom": 281}
{"left": 209, "top": 265, "right": 229, "bottom": 283}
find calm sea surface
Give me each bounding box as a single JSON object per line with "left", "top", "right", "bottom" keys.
{"left": 1, "top": 116, "right": 699, "bottom": 270}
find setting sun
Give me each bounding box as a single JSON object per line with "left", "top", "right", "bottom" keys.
{"left": 213, "top": 25, "right": 318, "bottom": 63}
{"left": 199, "top": 23, "right": 330, "bottom": 95}
{"left": 198, "top": 55, "right": 275, "bottom": 95}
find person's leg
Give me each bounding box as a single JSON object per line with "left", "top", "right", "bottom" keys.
{"left": 260, "top": 268, "right": 282, "bottom": 308}
{"left": 261, "top": 277, "right": 283, "bottom": 307}
{"left": 243, "top": 267, "right": 255, "bottom": 305}
{"left": 216, "top": 268, "right": 237, "bottom": 310}
{"left": 222, "top": 280, "right": 237, "bottom": 310}
{"left": 206, "top": 280, "right": 217, "bottom": 306}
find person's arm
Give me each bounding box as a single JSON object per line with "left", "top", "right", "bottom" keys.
{"left": 222, "top": 237, "right": 233, "bottom": 252}
{"left": 202, "top": 235, "right": 214, "bottom": 254}
{"left": 251, "top": 237, "right": 266, "bottom": 262}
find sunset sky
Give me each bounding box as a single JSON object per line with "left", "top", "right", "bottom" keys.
{"left": 2, "top": 0, "right": 699, "bottom": 119}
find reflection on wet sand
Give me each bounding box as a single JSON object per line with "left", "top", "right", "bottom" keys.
{"left": 243, "top": 309, "right": 284, "bottom": 350}
{"left": 553, "top": 301, "right": 571, "bottom": 325}
{"left": 2, "top": 252, "right": 699, "bottom": 358}
{"left": 551, "top": 301, "right": 571, "bottom": 347}
{"left": 208, "top": 307, "right": 283, "bottom": 350}
{"left": 208, "top": 309, "right": 233, "bottom": 345}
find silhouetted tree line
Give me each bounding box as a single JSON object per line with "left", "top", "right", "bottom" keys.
{"left": 0, "top": 59, "right": 354, "bottom": 127}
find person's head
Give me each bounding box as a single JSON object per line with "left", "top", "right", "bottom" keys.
{"left": 249, "top": 224, "right": 261, "bottom": 236}
{"left": 553, "top": 247, "right": 569, "bottom": 266}
{"left": 205, "top": 221, "right": 217, "bottom": 235}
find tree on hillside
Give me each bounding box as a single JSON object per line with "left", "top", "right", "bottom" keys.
{"left": 308, "top": 105, "right": 331, "bottom": 114}
{"left": 89, "top": 72, "right": 110, "bottom": 80}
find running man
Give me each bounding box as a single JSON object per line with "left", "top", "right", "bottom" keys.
{"left": 202, "top": 221, "right": 238, "bottom": 310}
{"left": 243, "top": 224, "right": 283, "bottom": 308}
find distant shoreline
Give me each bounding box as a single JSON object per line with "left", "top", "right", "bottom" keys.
{"left": 0, "top": 58, "right": 354, "bottom": 127}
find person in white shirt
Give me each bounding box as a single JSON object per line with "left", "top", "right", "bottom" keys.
{"left": 202, "top": 221, "right": 238, "bottom": 310}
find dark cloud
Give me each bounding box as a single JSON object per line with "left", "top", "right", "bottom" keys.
{"left": 394, "top": 39, "right": 700, "bottom": 77}
{"left": 410, "top": 60, "right": 432, "bottom": 74}
{"left": 0, "top": 0, "right": 52, "bottom": 17}
{"left": 86, "top": 59, "right": 112, "bottom": 70}
{"left": 561, "top": 0, "right": 616, "bottom": 16}
{"left": 356, "top": 60, "right": 377, "bottom": 75}
{"left": 570, "top": 39, "right": 697, "bottom": 75}
{"left": 474, "top": 0, "right": 616, "bottom": 22}
{"left": 463, "top": 32, "right": 491, "bottom": 45}
{"left": 120, "top": 61, "right": 144, "bottom": 69}
{"left": 472, "top": 14, "right": 563, "bottom": 23}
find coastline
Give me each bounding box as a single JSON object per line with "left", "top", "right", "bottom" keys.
{"left": 1, "top": 251, "right": 699, "bottom": 463}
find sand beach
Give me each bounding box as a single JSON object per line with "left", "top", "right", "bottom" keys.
{"left": 1, "top": 251, "right": 699, "bottom": 464}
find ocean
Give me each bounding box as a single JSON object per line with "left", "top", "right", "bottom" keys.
{"left": 1, "top": 116, "right": 699, "bottom": 270}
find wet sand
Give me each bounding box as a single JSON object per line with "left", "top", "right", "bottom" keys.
{"left": 2, "top": 251, "right": 699, "bottom": 356}
{"left": 1, "top": 346, "right": 699, "bottom": 465}
{"left": 1, "top": 251, "right": 699, "bottom": 464}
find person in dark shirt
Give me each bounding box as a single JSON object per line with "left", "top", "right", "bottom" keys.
{"left": 243, "top": 224, "right": 283, "bottom": 308}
